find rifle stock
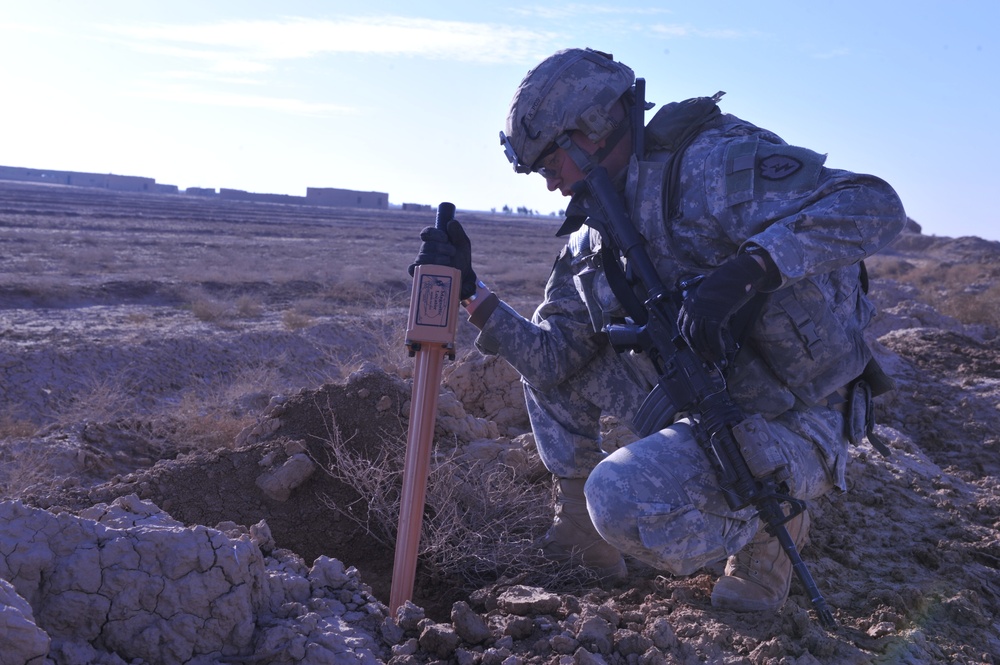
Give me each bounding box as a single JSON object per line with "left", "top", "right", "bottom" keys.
{"left": 576, "top": 166, "right": 837, "bottom": 629}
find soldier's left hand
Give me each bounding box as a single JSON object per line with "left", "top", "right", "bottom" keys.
{"left": 677, "top": 253, "right": 769, "bottom": 364}
{"left": 408, "top": 219, "right": 479, "bottom": 300}
{"left": 409, "top": 226, "right": 455, "bottom": 273}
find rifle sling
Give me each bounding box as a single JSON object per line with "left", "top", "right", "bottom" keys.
{"left": 600, "top": 243, "right": 649, "bottom": 326}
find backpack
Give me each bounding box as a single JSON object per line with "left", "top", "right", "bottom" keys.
{"left": 635, "top": 92, "right": 896, "bottom": 453}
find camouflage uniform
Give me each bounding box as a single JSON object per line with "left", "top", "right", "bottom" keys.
{"left": 474, "top": 108, "right": 906, "bottom": 575}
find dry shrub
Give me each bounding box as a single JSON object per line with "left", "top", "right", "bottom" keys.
{"left": 190, "top": 295, "right": 233, "bottom": 324}
{"left": 235, "top": 294, "right": 264, "bottom": 318}
{"left": 163, "top": 361, "right": 285, "bottom": 450}
{"left": 865, "top": 256, "right": 915, "bottom": 280}
{"left": 168, "top": 407, "right": 254, "bottom": 450}
{"left": 326, "top": 287, "right": 414, "bottom": 378}
{"left": 186, "top": 289, "right": 265, "bottom": 325}
{"left": 45, "top": 360, "right": 277, "bottom": 454}
{"left": 0, "top": 442, "right": 59, "bottom": 499}
{"left": 125, "top": 310, "right": 152, "bottom": 325}
{"left": 314, "top": 412, "right": 596, "bottom": 590}
{"left": 886, "top": 259, "right": 1000, "bottom": 327}
{"left": 0, "top": 414, "right": 37, "bottom": 439}
{"left": 282, "top": 308, "right": 315, "bottom": 330}
{"left": 939, "top": 284, "right": 1000, "bottom": 328}
{"left": 50, "top": 372, "right": 141, "bottom": 424}
{"left": 358, "top": 289, "right": 412, "bottom": 373}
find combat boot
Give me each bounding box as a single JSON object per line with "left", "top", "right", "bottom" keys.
{"left": 711, "top": 510, "right": 810, "bottom": 612}
{"left": 538, "top": 477, "right": 627, "bottom": 584}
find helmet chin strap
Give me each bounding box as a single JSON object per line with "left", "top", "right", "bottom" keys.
{"left": 555, "top": 115, "right": 631, "bottom": 176}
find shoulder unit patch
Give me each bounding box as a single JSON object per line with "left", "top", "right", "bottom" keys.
{"left": 759, "top": 154, "right": 803, "bottom": 180}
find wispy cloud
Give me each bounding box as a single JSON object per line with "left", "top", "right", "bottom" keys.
{"left": 99, "top": 16, "right": 556, "bottom": 68}
{"left": 511, "top": 6, "right": 751, "bottom": 41}
{"left": 513, "top": 4, "right": 675, "bottom": 20}
{"left": 130, "top": 81, "right": 356, "bottom": 116}
{"left": 90, "top": 15, "right": 556, "bottom": 116}
{"left": 648, "top": 23, "right": 753, "bottom": 39}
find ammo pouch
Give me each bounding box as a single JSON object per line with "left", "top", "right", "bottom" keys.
{"left": 845, "top": 359, "right": 896, "bottom": 456}
{"left": 567, "top": 227, "right": 628, "bottom": 334}
{"left": 745, "top": 276, "right": 895, "bottom": 456}
{"left": 748, "top": 278, "right": 871, "bottom": 407}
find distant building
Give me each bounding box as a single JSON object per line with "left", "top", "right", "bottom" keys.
{"left": 401, "top": 203, "right": 433, "bottom": 212}
{"left": 184, "top": 187, "right": 217, "bottom": 197}
{"left": 307, "top": 187, "right": 388, "bottom": 210}
{"left": 0, "top": 165, "right": 74, "bottom": 185}
{"left": 219, "top": 189, "right": 310, "bottom": 205}
{"left": 0, "top": 165, "right": 159, "bottom": 192}
{"left": 0, "top": 164, "right": 391, "bottom": 211}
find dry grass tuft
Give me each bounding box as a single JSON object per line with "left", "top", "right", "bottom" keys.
{"left": 869, "top": 256, "right": 1000, "bottom": 328}
{"left": 189, "top": 292, "right": 235, "bottom": 324}
{"left": 167, "top": 406, "right": 255, "bottom": 451}
{"left": 235, "top": 294, "right": 264, "bottom": 318}
{"left": 281, "top": 308, "right": 315, "bottom": 330}
{"left": 50, "top": 372, "right": 141, "bottom": 424}
{"left": 0, "top": 414, "right": 37, "bottom": 439}
{"left": 357, "top": 289, "right": 413, "bottom": 373}
{"left": 0, "top": 443, "right": 60, "bottom": 499}
{"left": 313, "top": 409, "right": 601, "bottom": 591}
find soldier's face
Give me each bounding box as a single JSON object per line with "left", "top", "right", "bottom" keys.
{"left": 538, "top": 131, "right": 631, "bottom": 197}
{"left": 538, "top": 147, "right": 583, "bottom": 196}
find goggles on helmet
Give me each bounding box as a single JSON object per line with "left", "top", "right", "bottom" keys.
{"left": 500, "top": 131, "right": 565, "bottom": 178}
{"left": 499, "top": 130, "right": 531, "bottom": 174}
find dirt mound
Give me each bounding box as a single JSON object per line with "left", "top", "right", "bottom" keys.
{"left": 21, "top": 355, "right": 539, "bottom": 619}
{"left": 22, "top": 366, "right": 413, "bottom": 608}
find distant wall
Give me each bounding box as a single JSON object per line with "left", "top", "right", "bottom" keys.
{"left": 306, "top": 187, "right": 388, "bottom": 210}
{"left": 184, "top": 187, "right": 217, "bottom": 197}
{"left": 401, "top": 203, "right": 432, "bottom": 212}
{"left": 0, "top": 165, "right": 157, "bottom": 192}
{"left": 0, "top": 164, "right": 391, "bottom": 211}
{"left": 0, "top": 165, "right": 73, "bottom": 185}
{"left": 219, "top": 189, "right": 309, "bottom": 205}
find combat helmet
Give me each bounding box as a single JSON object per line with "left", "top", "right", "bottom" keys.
{"left": 500, "top": 48, "right": 635, "bottom": 174}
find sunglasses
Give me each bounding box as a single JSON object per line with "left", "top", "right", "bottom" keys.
{"left": 531, "top": 143, "right": 561, "bottom": 179}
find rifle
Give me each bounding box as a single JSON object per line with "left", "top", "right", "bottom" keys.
{"left": 574, "top": 160, "right": 838, "bottom": 628}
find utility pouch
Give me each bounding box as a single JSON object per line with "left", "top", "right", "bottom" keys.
{"left": 731, "top": 413, "right": 790, "bottom": 482}
{"left": 568, "top": 227, "right": 618, "bottom": 334}
{"left": 859, "top": 356, "right": 896, "bottom": 397}
{"left": 750, "top": 279, "right": 869, "bottom": 406}
{"left": 846, "top": 379, "right": 892, "bottom": 457}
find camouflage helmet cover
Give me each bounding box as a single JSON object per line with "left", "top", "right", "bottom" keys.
{"left": 502, "top": 48, "right": 635, "bottom": 173}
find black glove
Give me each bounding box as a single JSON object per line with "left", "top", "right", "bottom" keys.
{"left": 677, "top": 253, "right": 770, "bottom": 365}
{"left": 408, "top": 219, "right": 478, "bottom": 300}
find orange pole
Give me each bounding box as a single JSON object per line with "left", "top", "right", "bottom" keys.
{"left": 389, "top": 344, "right": 447, "bottom": 613}
{"left": 389, "top": 202, "right": 460, "bottom": 615}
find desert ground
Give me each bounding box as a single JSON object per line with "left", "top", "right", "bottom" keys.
{"left": 1, "top": 179, "right": 999, "bottom": 664}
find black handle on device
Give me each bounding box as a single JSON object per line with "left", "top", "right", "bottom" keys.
{"left": 436, "top": 202, "right": 456, "bottom": 231}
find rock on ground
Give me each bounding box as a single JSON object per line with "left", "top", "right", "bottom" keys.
{"left": 0, "top": 495, "right": 392, "bottom": 664}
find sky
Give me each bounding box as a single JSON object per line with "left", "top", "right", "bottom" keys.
{"left": 0, "top": 1, "right": 997, "bottom": 240}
